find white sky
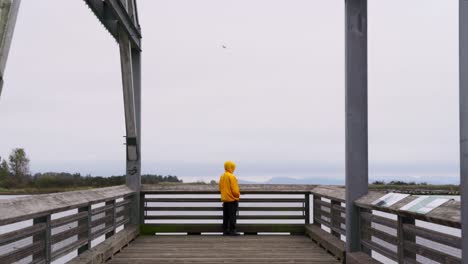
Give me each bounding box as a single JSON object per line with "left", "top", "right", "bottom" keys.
{"left": 0, "top": 0, "right": 460, "bottom": 184}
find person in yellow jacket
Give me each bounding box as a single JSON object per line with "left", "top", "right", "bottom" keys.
{"left": 219, "top": 160, "right": 240, "bottom": 235}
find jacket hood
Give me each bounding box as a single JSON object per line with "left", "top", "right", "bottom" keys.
{"left": 224, "top": 161, "right": 236, "bottom": 173}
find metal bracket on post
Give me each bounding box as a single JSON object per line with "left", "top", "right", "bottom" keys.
{"left": 345, "top": 0, "right": 368, "bottom": 254}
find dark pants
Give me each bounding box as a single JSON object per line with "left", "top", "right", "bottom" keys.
{"left": 222, "top": 201, "right": 238, "bottom": 233}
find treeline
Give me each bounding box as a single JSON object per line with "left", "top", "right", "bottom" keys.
{"left": 371, "top": 180, "right": 428, "bottom": 186}
{"left": 0, "top": 148, "right": 182, "bottom": 189}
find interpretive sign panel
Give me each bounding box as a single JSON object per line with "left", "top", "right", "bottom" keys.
{"left": 371, "top": 193, "right": 409, "bottom": 207}
{"left": 400, "top": 196, "right": 452, "bottom": 214}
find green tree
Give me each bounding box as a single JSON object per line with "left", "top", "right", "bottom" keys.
{"left": 8, "top": 148, "right": 30, "bottom": 186}
{"left": 0, "top": 157, "right": 10, "bottom": 187}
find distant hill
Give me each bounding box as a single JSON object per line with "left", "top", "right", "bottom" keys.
{"left": 238, "top": 177, "right": 343, "bottom": 185}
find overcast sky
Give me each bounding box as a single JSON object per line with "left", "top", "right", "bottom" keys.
{"left": 0, "top": 0, "right": 460, "bottom": 184}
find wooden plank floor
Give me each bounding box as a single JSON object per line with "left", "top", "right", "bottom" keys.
{"left": 107, "top": 235, "right": 340, "bottom": 264}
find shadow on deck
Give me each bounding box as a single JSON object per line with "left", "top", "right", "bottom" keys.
{"left": 107, "top": 235, "right": 340, "bottom": 264}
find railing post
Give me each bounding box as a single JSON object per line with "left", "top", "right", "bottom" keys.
{"left": 330, "top": 200, "right": 341, "bottom": 238}
{"left": 313, "top": 195, "right": 321, "bottom": 227}
{"left": 33, "top": 215, "right": 51, "bottom": 263}
{"left": 397, "top": 216, "right": 416, "bottom": 263}
{"left": 139, "top": 193, "right": 145, "bottom": 226}
{"left": 78, "top": 205, "right": 92, "bottom": 255}
{"left": 359, "top": 208, "right": 372, "bottom": 255}
{"left": 305, "top": 193, "right": 310, "bottom": 224}
{"left": 106, "top": 200, "right": 116, "bottom": 238}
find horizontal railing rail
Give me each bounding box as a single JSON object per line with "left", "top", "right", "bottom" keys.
{"left": 0, "top": 185, "right": 136, "bottom": 264}
{"left": 140, "top": 184, "right": 317, "bottom": 235}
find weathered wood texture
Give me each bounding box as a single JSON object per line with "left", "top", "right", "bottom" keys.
{"left": 142, "top": 184, "right": 318, "bottom": 194}
{"left": 108, "top": 235, "right": 340, "bottom": 264}
{"left": 305, "top": 224, "right": 345, "bottom": 263}
{"left": 355, "top": 192, "right": 460, "bottom": 228}
{"left": 356, "top": 192, "right": 461, "bottom": 263}
{"left": 0, "top": 186, "right": 135, "bottom": 264}
{"left": 311, "top": 189, "right": 346, "bottom": 236}
{"left": 68, "top": 225, "right": 138, "bottom": 264}
{"left": 311, "top": 186, "right": 346, "bottom": 202}
{"left": 2, "top": 184, "right": 464, "bottom": 264}
{"left": 346, "top": 252, "right": 380, "bottom": 264}
{"left": 0, "top": 185, "right": 134, "bottom": 225}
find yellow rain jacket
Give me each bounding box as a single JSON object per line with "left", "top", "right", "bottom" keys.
{"left": 219, "top": 161, "right": 240, "bottom": 202}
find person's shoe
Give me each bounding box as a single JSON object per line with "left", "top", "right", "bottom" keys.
{"left": 228, "top": 231, "right": 241, "bottom": 236}
{"left": 223, "top": 232, "right": 230, "bottom": 236}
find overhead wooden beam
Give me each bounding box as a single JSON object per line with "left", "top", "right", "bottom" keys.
{"left": 84, "top": 0, "right": 141, "bottom": 50}
{"left": 0, "top": 0, "right": 21, "bottom": 98}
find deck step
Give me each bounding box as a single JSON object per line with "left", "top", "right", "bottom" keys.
{"left": 304, "top": 224, "right": 346, "bottom": 263}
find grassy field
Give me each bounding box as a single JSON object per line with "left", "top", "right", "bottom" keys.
{"left": 369, "top": 184, "right": 459, "bottom": 194}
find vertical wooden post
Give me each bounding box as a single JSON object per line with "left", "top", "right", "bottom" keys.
{"left": 131, "top": 48, "right": 141, "bottom": 227}
{"left": 460, "top": 0, "right": 468, "bottom": 263}
{"left": 345, "top": 0, "right": 368, "bottom": 253}
{"left": 78, "top": 205, "right": 92, "bottom": 255}
{"left": 313, "top": 195, "right": 321, "bottom": 227}
{"left": 330, "top": 200, "right": 341, "bottom": 238}
{"left": 106, "top": 200, "right": 116, "bottom": 239}
{"left": 397, "top": 216, "right": 416, "bottom": 263}
{"left": 305, "top": 193, "right": 310, "bottom": 224}
{"left": 360, "top": 208, "right": 372, "bottom": 255}
{"left": 33, "top": 215, "right": 51, "bottom": 263}
{"left": 139, "top": 193, "right": 145, "bottom": 226}
{"left": 119, "top": 24, "right": 141, "bottom": 227}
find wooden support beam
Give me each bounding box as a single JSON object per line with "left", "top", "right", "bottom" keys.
{"left": 460, "top": 1, "right": 468, "bottom": 263}
{"left": 0, "top": 0, "right": 20, "bottom": 98}
{"left": 345, "top": 0, "right": 368, "bottom": 253}
{"left": 119, "top": 25, "right": 141, "bottom": 227}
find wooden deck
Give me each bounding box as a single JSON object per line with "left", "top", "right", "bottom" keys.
{"left": 107, "top": 235, "right": 340, "bottom": 264}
